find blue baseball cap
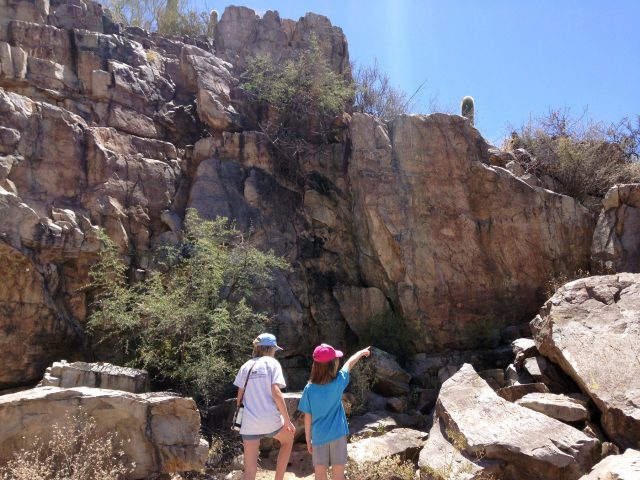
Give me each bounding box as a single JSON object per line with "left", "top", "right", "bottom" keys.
{"left": 256, "top": 333, "right": 283, "bottom": 350}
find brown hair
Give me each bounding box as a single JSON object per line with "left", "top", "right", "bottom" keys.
{"left": 252, "top": 339, "right": 277, "bottom": 358}
{"left": 309, "top": 358, "right": 339, "bottom": 385}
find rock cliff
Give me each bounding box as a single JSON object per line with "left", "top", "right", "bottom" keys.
{"left": 0, "top": 0, "right": 598, "bottom": 389}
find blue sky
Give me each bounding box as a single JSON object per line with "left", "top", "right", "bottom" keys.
{"left": 205, "top": 1, "right": 640, "bottom": 144}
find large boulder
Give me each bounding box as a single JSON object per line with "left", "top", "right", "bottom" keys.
{"left": 436, "top": 364, "right": 600, "bottom": 480}
{"left": 0, "top": 386, "right": 208, "bottom": 479}
{"left": 348, "top": 114, "right": 595, "bottom": 351}
{"left": 531, "top": 274, "right": 640, "bottom": 449}
{"left": 347, "top": 428, "right": 425, "bottom": 464}
{"left": 419, "top": 415, "right": 503, "bottom": 480}
{"left": 368, "top": 347, "right": 411, "bottom": 396}
{"left": 579, "top": 449, "right": 640, "bottom": 480}
{"left": 591, "top": 184, "right": 640, "bottom": 273}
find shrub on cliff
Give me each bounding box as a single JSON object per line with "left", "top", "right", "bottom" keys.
{"left": 508, "top": 110, "right": 640, "bottom": 201}
{"left": 104, "top": 0, "right": 209, "bottom": 37}
{"left": 241, "top": 35, "right": 354, "bottom": 151}
{"left": 88, "top": 209, "right": 288, "bottom": 406}
{"left": 353, "top": 59, "right": 412, "bottom": 121}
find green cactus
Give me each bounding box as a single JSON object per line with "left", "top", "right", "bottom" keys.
{"left": 461, "top": 96, "right": 475, "bottom": 126}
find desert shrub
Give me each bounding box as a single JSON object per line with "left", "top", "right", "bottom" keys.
{"left": 88, "top": 209, "right": 288, "bottom": 407}
{"left": 349, "top": 360, "right": 376, "bottom": 415}
{"left": 104, "top": 0, "right": 209, "bottom": 36}
{"left": 0, "top": 412, "right": 131, "bottom": 480}
{"left": 543, "top": 268, "right": 590, "bottom": 299}
{"left": 241, "top": 35, "right": 354, "bottom": 153}
{"left": 507, "top": 110, "right": 640, "bottom": 201}
{"left": 353, "top": 60, "right": 412, "bottom": 121}
{"left": 346, "top": 456, "right": 416, "bottom": 480}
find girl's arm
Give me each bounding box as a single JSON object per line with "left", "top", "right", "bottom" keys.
{"left": 304, "top": 413, "right": 313, "bottom": 453}
{"left": 236, "top": 388, "right": 244, "bottom": 406}
{"left": 271, "top": 384, "right": 296, "bottom": 433}
{"left": 343, "top": 346, "right": 371, "bottom": 372}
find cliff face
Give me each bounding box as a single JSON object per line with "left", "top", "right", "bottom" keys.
{"left": 0, "top": 0, "right": 595, "bottom": 389}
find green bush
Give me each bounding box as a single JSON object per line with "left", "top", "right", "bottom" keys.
{"left": 508, "top": 110, "right": 640, "bottom": 201}
{"left": 241, "top": 35, "right": 354, "bottom": 149}
{"left": 361, "top": 311, "right": 416, "bottom": 364}
{"left": 88, "top": 209, "right": 288, "bottom": 407}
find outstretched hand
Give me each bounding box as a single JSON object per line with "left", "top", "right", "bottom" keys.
{"left": 359, "top": 346, "right": 371, "bottom": 358}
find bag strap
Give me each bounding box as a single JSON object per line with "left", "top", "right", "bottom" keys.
{"left": 238, "top": 358, "right": 261, "bottom": 406}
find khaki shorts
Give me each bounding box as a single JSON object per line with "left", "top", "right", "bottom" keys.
{"left": 312, "top": 436, "right": 348, "bottom": 466}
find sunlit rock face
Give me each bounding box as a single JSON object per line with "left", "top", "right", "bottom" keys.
{"left": 0, "top": 0, "right": 598, "bottom": 388}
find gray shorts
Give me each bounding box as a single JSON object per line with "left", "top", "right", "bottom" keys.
{"left": 312, "top": 436, "right": 348, "bottom": 466}
{"left": 241, "top": 427, "right": 282, "bottom": 441}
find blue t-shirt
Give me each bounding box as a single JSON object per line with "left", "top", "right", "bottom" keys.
{"left": 298, "top": 367, "right": 350, "bottom": 446}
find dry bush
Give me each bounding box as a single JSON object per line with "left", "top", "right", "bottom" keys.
{"left": 0, "top": 412, "right": 131, "bottom": 480}
{"left": 104, "top": 0, "right": 210, "bottom": 36}
{"left": 346, "top": 456, "right": 416, "bottom": 480}
{"left": 349, "top": 360, "right": 375, "bottom": 415}
{"left": 507, "top": 110, "right": 640, "bottom": 201}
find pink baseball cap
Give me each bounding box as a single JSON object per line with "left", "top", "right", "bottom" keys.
{"left": 312, "top": 343, "right": 344, "bottom": 363}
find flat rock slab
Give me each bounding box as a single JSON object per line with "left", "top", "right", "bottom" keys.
{"left": 531, "top": 274, "right": 640, "bottom": 449}
{"left": 0, "top": 386, "right": 208, "bottom": 479}
{"left": 39, "top": 360, "right": 150, "bottom": 393}
{"left": 579, "top": 448, "right": 640, "bottom": 479}
{"left": 436, "top": 364, "right": 600, "bottom": 480}
{"left": 497, "top": 382, "right": 549, "bottom": 402}
{"left": 516, "top": 392, "right": 589, "bottom": 422}
{"left": 347, "top": 427, "right": 425, "bottom": 464}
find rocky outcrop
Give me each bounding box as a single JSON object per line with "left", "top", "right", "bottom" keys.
{"left": 591, "top": 184, "right": 640, "bottom": 273}
{"left": 349, "top": 114, "right": 595, "bottom": 351}
{"left": 0, "top": 386, "right": 208, "bottom": 479}
{"left": 39, "top": 360, "right": 150, "bottom": 393}
{"left": 579, "top": 449, "right": 640, "bottom": 480}
{"left": 435, "top": 364, "right": 601, "bottom": 480}
{"left": 0, "top": 0, "right": 600, "bottom": 389}
{"left": 531, "top": 274, "right": 640, "bottom": 449}
{"left": 214, "top": 6, "right": 350, "bottom": 74}
{"left": 368, "top": 347, "right": 411, "bottom": 396}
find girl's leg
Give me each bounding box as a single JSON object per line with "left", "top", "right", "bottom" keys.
{"left": 272, "top": 427, "right": 295, "bottom": 480}
{"left": 314, "top": 465, "right": 329, "bottom": 480}
{"left": 242, "top": 439, "right": 260, "bottom": 480}
{"left": 331, "top": 464, "right": 345, "bottom": 480}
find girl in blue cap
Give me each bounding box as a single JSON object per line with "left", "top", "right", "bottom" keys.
{"left": 299, "top": 344, "right": 371, "bottom": 480}
{"left": 234, "top": 333, "right": 296, "bottom": 480}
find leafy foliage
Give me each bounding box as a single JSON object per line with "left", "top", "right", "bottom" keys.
{"left": 241, "top": 35, "right": 354, "bottom": 151}
{"left": 89, "top": 209, "right": 288, "bottom": 406}
{"left": 508, "top": 110, "right": 640, "bottom": 201}
{"left": 0, "top": 411, "right": 131, "bottom": 480}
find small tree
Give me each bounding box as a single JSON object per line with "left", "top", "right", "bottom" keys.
{"left": 89, "top": 209, "right": 288, "bottom": 406}
{"left": 241, "top": 35, "right": 354, "bottom": 155}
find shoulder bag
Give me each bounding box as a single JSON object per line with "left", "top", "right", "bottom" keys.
{"left": 231, "top": 359, "right": 260, "bottom": 432}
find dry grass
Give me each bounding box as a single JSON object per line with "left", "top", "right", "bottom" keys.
{"left": 346, "top": 456, "right": 416, "bottom": 480}
{"left": 0, "top": 412, "right": 131, "bottom": 480}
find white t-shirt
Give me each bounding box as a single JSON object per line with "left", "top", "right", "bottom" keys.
{"left": 233, "top": 356, "right": 286, "bottom": 435}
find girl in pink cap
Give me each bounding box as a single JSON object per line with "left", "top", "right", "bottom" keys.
{"left": 298, "top": 344, "right": 371, "bottom": 480}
